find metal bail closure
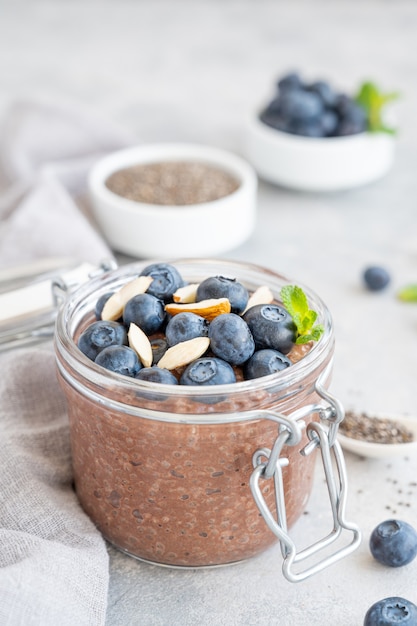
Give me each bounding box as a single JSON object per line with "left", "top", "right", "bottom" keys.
{"left": 250, "top": 370, "right": 361, "bottom": 583}
{"left": 0, "top": 258, "right": 117, "bottom": 352}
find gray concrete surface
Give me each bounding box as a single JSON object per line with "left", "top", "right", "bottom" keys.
{"left": 1, "top": 2, "right": 417, "bottom": 624}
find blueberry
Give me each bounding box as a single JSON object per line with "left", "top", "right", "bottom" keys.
{"left": 150, "top": 337, "right": 168, "bottom": 364}
{"left": 263, "top": 96, "right": 282, "bottom": 114}
{"left": 208, "top": 313, "right": 255, "bottom": 365}
{"left": 262, "top": 74, "right": 370, "bottom": 139}
{"left": 259, "top": 111, "right": 290, "bottom": 133}
{"left": 335, "top": 93, "right": 357, "bottom": 115}
{"left": 95, "top": 345, "right": 141, "bottom": 377}
{"left": 364, "top": 597, "right": 417, "bottom": 626}
{"left": 243, "top": 304, "right": 296, "bottom": 354}
{"left": 288, "top": 117, "right": 325, "bottom": 137}
{"left": 78, "top": 320, "right": 127, "bottom": 361}
{"left": 196, "top": 276, "right": 249, "bottom": 314}
{"left": 140, "top": 263, "right": 184, "bottom": 302}
{"left": 244, "top": 349, "right": 292, "bottom": 380}
{"left": 135, "top": 366, "right": 178, "bottom": 385}
{"left": 94, "top": 292, "right": 114, "bottom": 320}
{"left": 309, "top": 80, "right": 338, "bottom": 108}
{"left": 320, "top": 110, "right": 339, "bottom": 136}
{"left": 369, "top": 519, "right": 417, "bottom": 567}
{"left": 278, "top": 89, "right": 324, "bottom": 121}
{"left": 180, "top": 357, "right": 236, "bottom": 386}
{"left": 363, "top": 266, "right": 391, "bottom": 291}
{"left": 334, "top": 96, "right": 367, "bottom": 135}
{"left": 123, "top": 293, "right": 166, "bottom": 335}
{"left": 165, "top": 312, "right": 209, "bottom": 347}
{"left": 277, "top": 72, "right": 303, "bottom": 93}
{"left": 336, "top": 115, "right": 367, "bottom": 136}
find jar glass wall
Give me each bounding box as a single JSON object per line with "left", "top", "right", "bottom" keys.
{"left": 55, "top": 259, "right": 334, "bottom": 567}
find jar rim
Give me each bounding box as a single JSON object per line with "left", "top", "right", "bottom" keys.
{"left": 55, "top": 258, "right": 334, "bottom": 419}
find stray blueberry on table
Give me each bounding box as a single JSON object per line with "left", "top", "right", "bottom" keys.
{"left": 364, "top": 597, "right": 417, "bottom": 626}
{"left": 78, "top": 320, "right": 127, "bottom": 361}
{"left": 363, "top": 266, "right": 391, "bottom": 291}
{"left": 95, "top": 345, "right": 142, "bottom": 377}
{"left": 369, "top": 519, "right": 417, "bottom": 567}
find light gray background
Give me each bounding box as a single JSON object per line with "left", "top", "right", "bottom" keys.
{"left": 1, "top": 2, "right": 417, "bottom": 624}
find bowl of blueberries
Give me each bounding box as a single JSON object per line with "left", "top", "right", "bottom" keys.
{"left": 244, "top": 71, "right": 398, "bottom": 192}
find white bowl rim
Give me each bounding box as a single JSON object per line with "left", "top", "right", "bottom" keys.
{"left": 88, "top": 142, "right": 258, "bottom": 213}
{"left": 337, "top": 412, "right": 417, "bottom": 459}
{"left": 244, "top": 112, "right": 396, "bottom": 192}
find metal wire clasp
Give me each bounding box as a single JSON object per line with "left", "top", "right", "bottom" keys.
{"left": 250, "top": 367, "right": 361, "bottom": 583}
{"left": 0, "top": 258, "right": 117, "bottom": 352}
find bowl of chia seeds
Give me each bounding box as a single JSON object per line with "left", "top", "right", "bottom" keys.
{"left": 337, "top": 410, "right": 417, "bottom": 459}
{"left": 88, "top": 143, "right": 257, "bottom": 259}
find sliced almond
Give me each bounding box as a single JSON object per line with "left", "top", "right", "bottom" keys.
{"left": 242, "top": 285, "right": 274, "bottom": 314}
{"left": 101, "top": 276, "right": 153, "bottom": 320}
{"left": 101, "top": 294, "right": 124, "bottom": 321}
{"left": 128, "top": 323, "right": 153, "bottom": 367}
{"left": 157, "top": 336, "right": 210, "bottom": 370}
{"left": 172, "top": 283, "right": 200, "bottom": 303}
{"left": 165, "top": 298, "right": 231, "bottom": 321}
{"left": 120, "top": 275, "right": 153, "bottom": 302}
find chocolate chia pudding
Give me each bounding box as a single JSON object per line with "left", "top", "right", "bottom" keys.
{"left": 55, "top": 259, "right": 335, "bottom": 567}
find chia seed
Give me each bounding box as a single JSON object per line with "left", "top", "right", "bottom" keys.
{"left": 339, "top": 410, "right": 414, "bottom": 445}
{"left": 105, "top": 161, "right": 240, "bottom": 205}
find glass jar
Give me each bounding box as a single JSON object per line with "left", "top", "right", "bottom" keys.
{"left": 54, "top": 259, "right": 359, "bottom": 579}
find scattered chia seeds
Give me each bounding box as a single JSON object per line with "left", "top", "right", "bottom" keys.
{"left": 339, "top": 410, "right": 414, "bottom": 445}
{"left": 105, "top": 161, "right": 240, "bottom": 206}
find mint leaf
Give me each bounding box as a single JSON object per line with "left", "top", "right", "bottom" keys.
{"left": 280, "top": 285, "right": 324, "bottom": 344}
{"left": 295, "top": 324, "right": 324, "bottom": 344}
{"left": 281, "top": 285, "right": 308, "bottom": 318}
{"left": 302, "top": 309, "right": 317, "bottom": 332}
{"left": 310, "top": 324, "right": 324, "bottom": 341}
{"left": 397, "top": 284, "right": 417, "bottom": 302}
{"left": 295, "top": 335, "right": 311, "bottom": 345}
{"left": 355, "top": 81, "right": 400, "bottom": 135}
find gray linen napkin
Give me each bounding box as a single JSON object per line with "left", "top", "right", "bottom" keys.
{"left": 0, "top": 96, "right": 133, "bottom": 265}
{"left": 0, "top": 98, "right": 135, "bottom": 626}
{"left": 0, "top": 349, "right": 108, "bottom": 626}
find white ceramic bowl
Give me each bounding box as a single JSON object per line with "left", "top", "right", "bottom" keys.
{"left": 88, "top": 143, "right": 257, "bottom": 259}
{"left": 337, "top": 413, "right": 417, "bottom": 459}
{"left": 244, "top": 115, "right": 396, "bottom": 192}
